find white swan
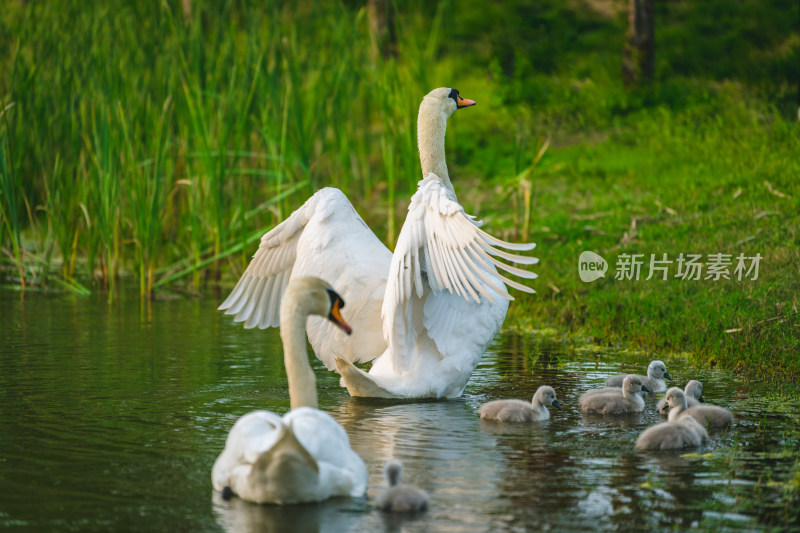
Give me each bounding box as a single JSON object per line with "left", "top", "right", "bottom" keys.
{"left": 657, "top": 380, "right": 703, "bottom": 415}
{"left": 579, "top": 375, "right": 650, "bottom": 414}
{"left": 479, "top": 385, "right": 561, "bottom": 422}
{"left": 218, "top": 87, "right": 537, "bottom": 399}
{"left": 605, "top": 360, "right": 672, "bottom": 393}
{"left": 374, "top": 460, "right": 429, "bottom": 513}
{"left": 665, "top": 387, "right": 733, "bottom": 429}
{"left": 211, "top": 277, "right": 368, "bottom": 504}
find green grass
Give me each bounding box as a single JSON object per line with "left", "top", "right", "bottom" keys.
{"left": 0, "top": 0, "right": 798, "bottom": 379}
{"left": 494, "top": 90, "right": 800, "bottom": 381}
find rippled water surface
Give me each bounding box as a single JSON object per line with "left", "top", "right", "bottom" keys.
{"left": 1, "top": 290, "right": 798, "bottom": 531}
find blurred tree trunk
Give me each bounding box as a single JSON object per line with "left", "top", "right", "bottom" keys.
{"left": 368, "top": 0, "right": 396, "bottom": 62}
{"left": 182, "top": 0, "right": 192, "bottom": 25}
{"left": 622, "top": 0, "right": 654, "bottom": 87}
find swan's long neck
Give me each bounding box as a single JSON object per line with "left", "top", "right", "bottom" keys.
{"left": 281, "top": 309, "right": 319, "bottom": 410}
{"left": 686, "top": 382, "right": 702, "bottom": 399}
{"left": 532, "top": 390, "right": 546, "bottom": 410}
{"left": 417, "top": 101, "right": 452, "bottom": 191}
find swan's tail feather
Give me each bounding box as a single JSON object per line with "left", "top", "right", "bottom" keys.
{"left": 335, "top": 357, "right": 395, "bottom": 398}
{"left": 253, "top": 421, "right": 319, "bottom": 474}
{"left": 242, "top": 421, "right": 320, "bottom": 504}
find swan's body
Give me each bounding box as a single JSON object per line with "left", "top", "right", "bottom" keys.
{"left": 605, "top": 360, "right": 671, "bottom": 393}
{"left": 219, "top": 88, "right": 537, "bottom": 399}
{"left": 665, "top": 387, "right": 733, "bottom": 429}
{"left": 657, "top": 380, "right": 703, "bottom": 415}
{"left": 374, "top": 461, "right": 429, "bottom": 513}
{"left": 479, "top": 385, "right": 561, "bottom": 422}
{"left": 579, "top": 375, "right": 650, "bottom": 414}
{"left": 211, "top": 277, "right": 367, "bottom": 504}
{"left": 635, "top": 414, "right": 708, "bottom": 451}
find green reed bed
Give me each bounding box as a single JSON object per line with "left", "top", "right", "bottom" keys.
{"left": 0, "top": 0, "right": 440, "bottom": 297}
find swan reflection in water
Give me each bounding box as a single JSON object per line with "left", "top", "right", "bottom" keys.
{"left": 211, "top": 490, "right": 371, "bottom": 533}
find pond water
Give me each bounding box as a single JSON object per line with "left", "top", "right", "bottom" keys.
{"left": 1, "top": 289, "right": 798, "bottom": 531}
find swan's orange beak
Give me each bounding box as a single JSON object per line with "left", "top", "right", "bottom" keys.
{"left": 328, "top": 299, "right": 352, "bottom": 335}
{"left": 456, "top": 94, "right": 476, "bottom": 109}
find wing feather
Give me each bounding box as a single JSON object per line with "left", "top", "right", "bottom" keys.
{"left": 218, "top": 197, "right": 312, "bottom": 324}
{"left": 243, "top": 277, "right": 268, "bottom": 329}
{"left": 383, "top": 173, "right": 538, "bottom": 371}
{"left": 220, "top": 187, "right": 392, "bottom": 369}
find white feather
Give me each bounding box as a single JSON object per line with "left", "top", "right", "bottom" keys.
{"left": 220, "top": 88, "right": 538, "bottom": 398}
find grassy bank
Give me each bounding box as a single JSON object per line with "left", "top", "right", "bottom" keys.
{"left": 0, "top": 1, "right": 798, "bottom": 378}
{"left": 492, "top": 92, "right": 800, "bottom": 382}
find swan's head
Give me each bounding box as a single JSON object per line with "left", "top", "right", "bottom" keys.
{"left": 534, "top": 385, "right": 561, "bottom": 409}
{"left": 622, "top": 374, "right": 650, "bottom": 394}
{"left": 685, "top": 380, "right": 704, "bottom": 402}
{"left": 664, "top": 386, "right": 688, "bottom": 412}
{"left": 659, "top": 387, "right": 681, "bottom": 414}
{"left": 647, "top": 360, "right": 671, "bottom": 381}
{"left": 384, "top": 460, "right": 403, "bottom": 487}
{"left": 421, "top": 87, "right": 476, "bottom": 120}
{"left": 282, "top": 277, "right": 352, "bottom": 335}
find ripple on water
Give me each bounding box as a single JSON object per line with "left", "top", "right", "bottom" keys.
{"left": 1, "top": 292, "right": 797, "bottom": 531}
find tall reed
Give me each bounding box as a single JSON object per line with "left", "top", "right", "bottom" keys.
{"left": 0, "top": 0, "right": 459, "bottom": 297}
{"left": 0, "top": 103, "right": 25, "bottom": 287}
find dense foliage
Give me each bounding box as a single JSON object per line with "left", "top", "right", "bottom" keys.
{"left": 1, "top": 0, "right": 798, "bottom": 377}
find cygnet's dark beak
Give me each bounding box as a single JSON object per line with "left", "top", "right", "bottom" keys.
{"left": 552, "top": 400, "right": 562, "bottom": 409}
{"left": 699, "top": 396, "right": 705, "bottom": 403}
{"left": 664, "top": 372, "right": 673, "bottom": 380}
{"left": 641, "top": 385, "right": 651, "bottom": 393}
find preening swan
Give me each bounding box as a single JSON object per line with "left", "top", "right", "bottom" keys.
{"left": 605, "top": 360, "right": 671, "bottom": 393}
{"left": 657, "top": 380, "right": 703, "bottom": 415}
{"left": 479, "top": 385, "right": 561, "bottom": 422}
{"left": 665, "top": 387, "right": 733, "bottom": 429}
{"left": 219, "top": 87, "right": 537, "bottom": 399}
{"left": 211, "top": 277, "right": 367, "bottom": 504}
{"left": 374, "top": 460, "right": 429, "bottom": 513}
{"left": 579, "top": 375, "right": 650, "bottom": 414}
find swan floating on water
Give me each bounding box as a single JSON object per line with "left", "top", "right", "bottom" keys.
{"left": 479, "top": 385, "right": 561, "bottom": 422}
{"left": 657, "top": 380, "right": 703, "bottom": 415}
{"left": 374, "top": 460, "right": 429, "bottom": 513}
{"left": 211, "top": 277, "right": 367, "bottom": 504}
{"left": 664, "top": 387, "right": 733, "bottom": 429}
{"left": 635, "top": 413, "right": 708, "bottom": 451}
{"left": 219, "top": 88, "right": 538, "bottom": 399}
{"left": 605, "top": 360, "right": 672, "bottom": 393}
{"left": 579, "top": 375, "right": 650, "bottom": 415}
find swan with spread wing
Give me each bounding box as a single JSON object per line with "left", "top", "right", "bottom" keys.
{"left": 219, "top": 87, "right": 538, "bottom": 398}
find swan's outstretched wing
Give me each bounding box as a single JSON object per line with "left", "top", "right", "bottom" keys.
{"left": 382, "top": 174, "right": 538, "bottom": 372}
{"left": 219, "top": 188, "right": 392, "bottom": 368}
